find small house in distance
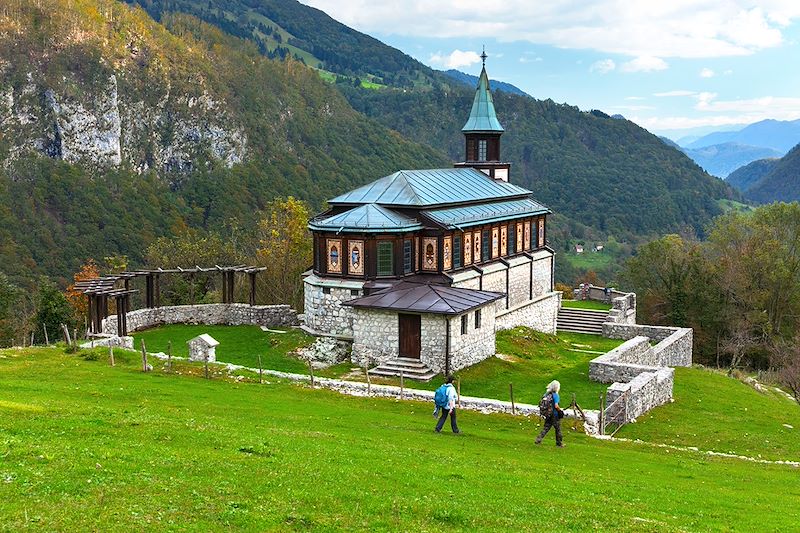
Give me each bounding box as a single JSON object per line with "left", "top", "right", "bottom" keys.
{"left": 188, "top": 334, "right": 219, "bottom": 363}
{"left": 575, "top": 244, "right": 584, "bottom": 254}
{"left": 303, "top": 56, "right": 560, "bottom": 379}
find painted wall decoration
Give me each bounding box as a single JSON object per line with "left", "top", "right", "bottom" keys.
{"left": 516, "top": 222, "right": 523, "bottom": 252}
{"left": 415, "top": 237, "right": 420, "bottom": 271}
{"left": 524, "top": 221, "right": 531, "bottom": 251}
{"left": 443, "top": 236, "right": 452, "bottom": 270}
{"left": 500, "top": 226, "right": 507, "bottom": 257}
{"left": 538, "top": 219, "right": 545, "bottom": 248}
{"left": 491, "top": 227, "right": 499, "bottom": 258}
{"left": 473, "top": 231, "right": 481, "bottom": 263}
{"left": 348, "top": 240, "right": 364, "bottom": 275}
{"left": 327, "top": 239, "right": 342, "bottom": 273}
{"left": 464, "top": 233, "right": 472, "bottom": 264}
{"left": 423, "top": 237, "right": 438, "bottom": 270}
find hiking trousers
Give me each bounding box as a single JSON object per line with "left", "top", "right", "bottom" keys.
{"left": 436, "top": 408, "right": 459, "bottom": 433}
{"left": 536, "top": 414, "right": 562, "bottom": 445}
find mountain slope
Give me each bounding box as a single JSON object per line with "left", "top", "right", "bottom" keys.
{"left": 0, "top": 0, "right": 449, "bottom": 283}
{"left": 681, "top": 142, "right": 782, "bottom": 178}
{"left": 686, "top": 119, "right": 800, "bottom": 153}
{"left": 726, "top": 158, "right": 780, "bottom": 192}
{"left": 744, "top": 144, "right": 800, "bottom": 203}
{"left": 442, "top": 69, "right": 529, "bottom": 96}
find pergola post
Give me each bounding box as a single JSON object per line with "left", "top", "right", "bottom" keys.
{"left": 249, "top": 272, "right": 257, "bottom": 306}
{"left": 228, "top": 271, "right": 235, "bottom": 303}
{"left": 154, "top": 274, "right": 160, "bottom": 308}
{"left": 123, "top": 278, "right": 131, "bottom": 313}
{"left": 116, "top": 296, "right": 125, "bottom": 337}
{"left": 221, "top": 270, "right": 228, "bottom": 304}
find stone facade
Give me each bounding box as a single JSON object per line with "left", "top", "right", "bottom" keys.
{"left": 303, "top": 274, "right": 364, "bottom": 337}
{"left": 350, "top": 305, "right": 496, "bottom": 374}
{"left": 495, "top": 291, "right": 560, "bottom": 334}
{"left": 102, "top": 303, "right": 298, "bottom": 335}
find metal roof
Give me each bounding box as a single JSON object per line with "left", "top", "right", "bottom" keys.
{"left": 462, "top": 65, "right": 504, "bottom": 133}
{"left": 328, "top": 168, "right": 531, "bottom": 207}
{"left": 423, "top": 198, "right": 551, "bottom": 229}
{"left": 342, "top": 282, "right": 504, "bottom": 315}
{"left": 309, "top": 203, "right": 423, "bottom": 233}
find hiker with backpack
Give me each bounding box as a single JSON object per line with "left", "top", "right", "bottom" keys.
{"left": 535, "top": 380, "right": 565, "bottom": 447}
{"left": 433, "top": 375, "right": 460, "bottom": 434}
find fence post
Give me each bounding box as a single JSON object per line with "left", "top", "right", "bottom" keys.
{"left": 364, "top": 364, "right": 371, "bottom": 396}
{"left": 140, "top": 340, "right": 148, "bottom": 372}
{"left": 167, "top": 341, "right": 172, "bottom": 373}
{"left": 204, "top": 352, "right": 209, "bottom": 379}
{"left": 109, "top": 345, "right": 115, "bottom": 367}
{"left": 509, "top": 382, "right": 516, "bottom": 415}
{"left": 307, "top": 359, "right": 315, "bottom": 387}
{"left": 257, "top": 353, "right": 263, "bottom": 384}
{"left": 400, "top": 370, "right": 404, "bottom": 399}
{"left": 43, "top": 324, "right": 49, "bottom": 346}
{"left": 599, "top": 394, "right": 605, "bottom": 436}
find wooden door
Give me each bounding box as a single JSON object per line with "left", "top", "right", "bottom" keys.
{"left": 398, "top": 314, "right": 421, "bottom": 359}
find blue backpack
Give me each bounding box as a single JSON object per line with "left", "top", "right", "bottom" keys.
{"left": 434, "top": 384, "right": 449, "bottom": 408}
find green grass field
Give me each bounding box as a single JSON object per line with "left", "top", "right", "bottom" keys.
{"left": 1, "top": 347, "right": 799, "bottom": 530}
{"left": 563, "top": 250, "right": 615, "bottom": 270}
{"left": 132, "top": 325, "right": 314, "bottom": 374}
{"left": 561, "top": 299, "right": 612, "bottom": 311}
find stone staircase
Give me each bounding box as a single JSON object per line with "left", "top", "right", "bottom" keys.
{"left": 557, "top": 307, "right": 610, "bottom": 335}
{"left": 368, "top": 357, "right": 437, "bottom": 382}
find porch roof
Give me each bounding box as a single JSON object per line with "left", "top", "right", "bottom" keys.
{"left": 342, "top": 282, "right": 503, "bottom": 315}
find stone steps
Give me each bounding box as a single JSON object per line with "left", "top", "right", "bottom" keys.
{"left": 557, "top": 307, "right": 609, "bottom": 335}
{"left": 369, "top": 357, "right": 437, "bottom": 381}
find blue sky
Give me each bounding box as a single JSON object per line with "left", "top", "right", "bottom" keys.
{"left": 300, "top": 1, "right": 800, "bottom": 140}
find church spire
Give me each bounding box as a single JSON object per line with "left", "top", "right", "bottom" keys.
{"left": 462, "top": 52, "right": 504, "bottom": 133}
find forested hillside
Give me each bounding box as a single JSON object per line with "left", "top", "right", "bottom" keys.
{"left": 0, "top": 0, "right": 448, "bottom": 285}
{"left": 744, "top": 144, "right": 800, "bottom": 203}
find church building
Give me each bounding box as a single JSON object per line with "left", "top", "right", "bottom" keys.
{"left": 303, "top": 57, "right": 560, "bottom": 379}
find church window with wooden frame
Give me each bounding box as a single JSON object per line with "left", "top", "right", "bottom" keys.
{"left": 508, "top": 224, "right": 516, "bottom": 254}
{"left": 423, "top": 237, "right": 437, "bottom": 271}
{"left": 523, "top": 221, "right": 531, "bottom": 250}
{"left": 377, "top": 241, "right": 394, "bottom": 276}
{"left": 461, "top": 314, "right": 468, "bottom": 335}
{"left": 327, "top": 239, "right": 342, "bottom": 273}
{"left": 482, "top": 229, "right": 490, "bottom": 261}
{"left": 478, "top": 139, "right": 488, "bottom": 161}
{"left": 443, "top": 236, "right": 453, "bottom": 270}
{"left": 453, "top": 233, "right": 462, "bottom": 269}
{"left": 538, "top": 218, "right": 545, "bottom": 248}
{"left": 403, "top": 239, "right": 413, "bottom": 274}
{"left": 348, "top": 240, "right": 364, "bottom": 275}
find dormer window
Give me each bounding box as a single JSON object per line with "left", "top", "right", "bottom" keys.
{"left": 478, "top": 139, "right": 487, "bottom": 162}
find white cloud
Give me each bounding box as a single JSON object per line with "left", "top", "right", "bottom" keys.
{"left": 299, "top": 1, "right": 800, "bottom": 59}
{"left": 519, "top": 55, "right": 543, "bottom": 63}
{"left": 589, "top": 58, "right": 616, "bottom": 74}
{"left": 700, "top": 67, "right": 715, "bottom": 78}
{"left": 428, "top": 49, "right": 482, "bottom": 69}
{"left": 625, "top": 96, "right": 646, "bottom": 101}
{"left": 620, "top": 56, "right": 669, "bottom": 72}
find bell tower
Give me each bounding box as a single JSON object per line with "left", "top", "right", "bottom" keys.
{"left": 455, "top": 50, "right": 512, "bottom": 182}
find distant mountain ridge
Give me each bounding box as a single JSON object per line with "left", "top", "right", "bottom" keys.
{"left": 442, "top": 70, "right": 530, "bottom": 97}
{"left": 681, "top": 142, "right": 782, "bottom": 178}
{"left": 685, "top": 119, "right": 800, "bottom": 153}
{"left": 726, "top": 144, "right": 800, "bottom": 203}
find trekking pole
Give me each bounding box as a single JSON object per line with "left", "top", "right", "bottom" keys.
{"left": 509, "top": 382, "right": 516, "bottom": 415}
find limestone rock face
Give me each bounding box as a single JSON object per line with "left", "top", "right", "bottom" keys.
{"left": 1, "top": 71, "right": 247, "bottom": 172}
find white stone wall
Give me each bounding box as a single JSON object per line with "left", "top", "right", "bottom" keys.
{"left": 530, "top": 253, "right": 552, "bottom": 299}
{"left": 303, "top": 275, "right": 364, "bottom": 337}
{"left": 495, "top": 292, "right": 560, "bottom": 334}
{"left": 102, "top": 303, "right": 298, "bottom": 335}
{"left": 506, "top": 257, "right": 531, "bottom": 308}
{"left": 351, "top": 309, "right": 399, "bottom": 366}
{"left": 480, "top": 263, "right": 508, "bottom": 312}
{"left": 448, "top": 308, "right": 496, "bottom": 373}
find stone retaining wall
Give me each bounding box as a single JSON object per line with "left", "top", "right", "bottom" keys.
{"left": 591, "top": 327, "right": 692, "bottom": 424}
{"left": 81, "top": 334, "right": 134, "bottom": 350}
{"left": 102, "top": 303, "right": 299, "bottom": 335}
{"left": 495, "top": 291, "right": 560, "bottom": 334}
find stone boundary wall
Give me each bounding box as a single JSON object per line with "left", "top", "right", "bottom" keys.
{"left": 495, "top": 291, "right": 560, "bottom": 334}
{"left": 590, "top": 327, "right": 693, "bottom": 423}
{"left": 81, "top": 334, "right": 134, "bottom": 350}
{"left": 102, "top": 303, "right": 299, "bottom": 335}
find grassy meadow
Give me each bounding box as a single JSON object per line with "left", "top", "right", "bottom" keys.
{"left": 1, "top": 347, "right": 799, "bottom": 531}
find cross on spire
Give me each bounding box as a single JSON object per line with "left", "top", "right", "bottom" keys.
{"left": 481, "top": 46, "right": 487, "bottom": 66}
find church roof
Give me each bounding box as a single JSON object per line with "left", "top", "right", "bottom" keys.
{"left": 328, "top": 168, "right": 530, "bottom": 208}
{"left": 462, "top": 65, "right": 504, "bottom": 133}
{"left": 342, "top": 282, "right": 504, "bottom": 315}
{"left": 309, "top": 203, "right": 422, "bottom": 233}
{"left": 422, "top": 198, "right": 551, "bottom": 229}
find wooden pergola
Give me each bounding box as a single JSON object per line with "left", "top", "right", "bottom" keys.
{"left": 78, "top": 265, "right": 267, "bottom": 336}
